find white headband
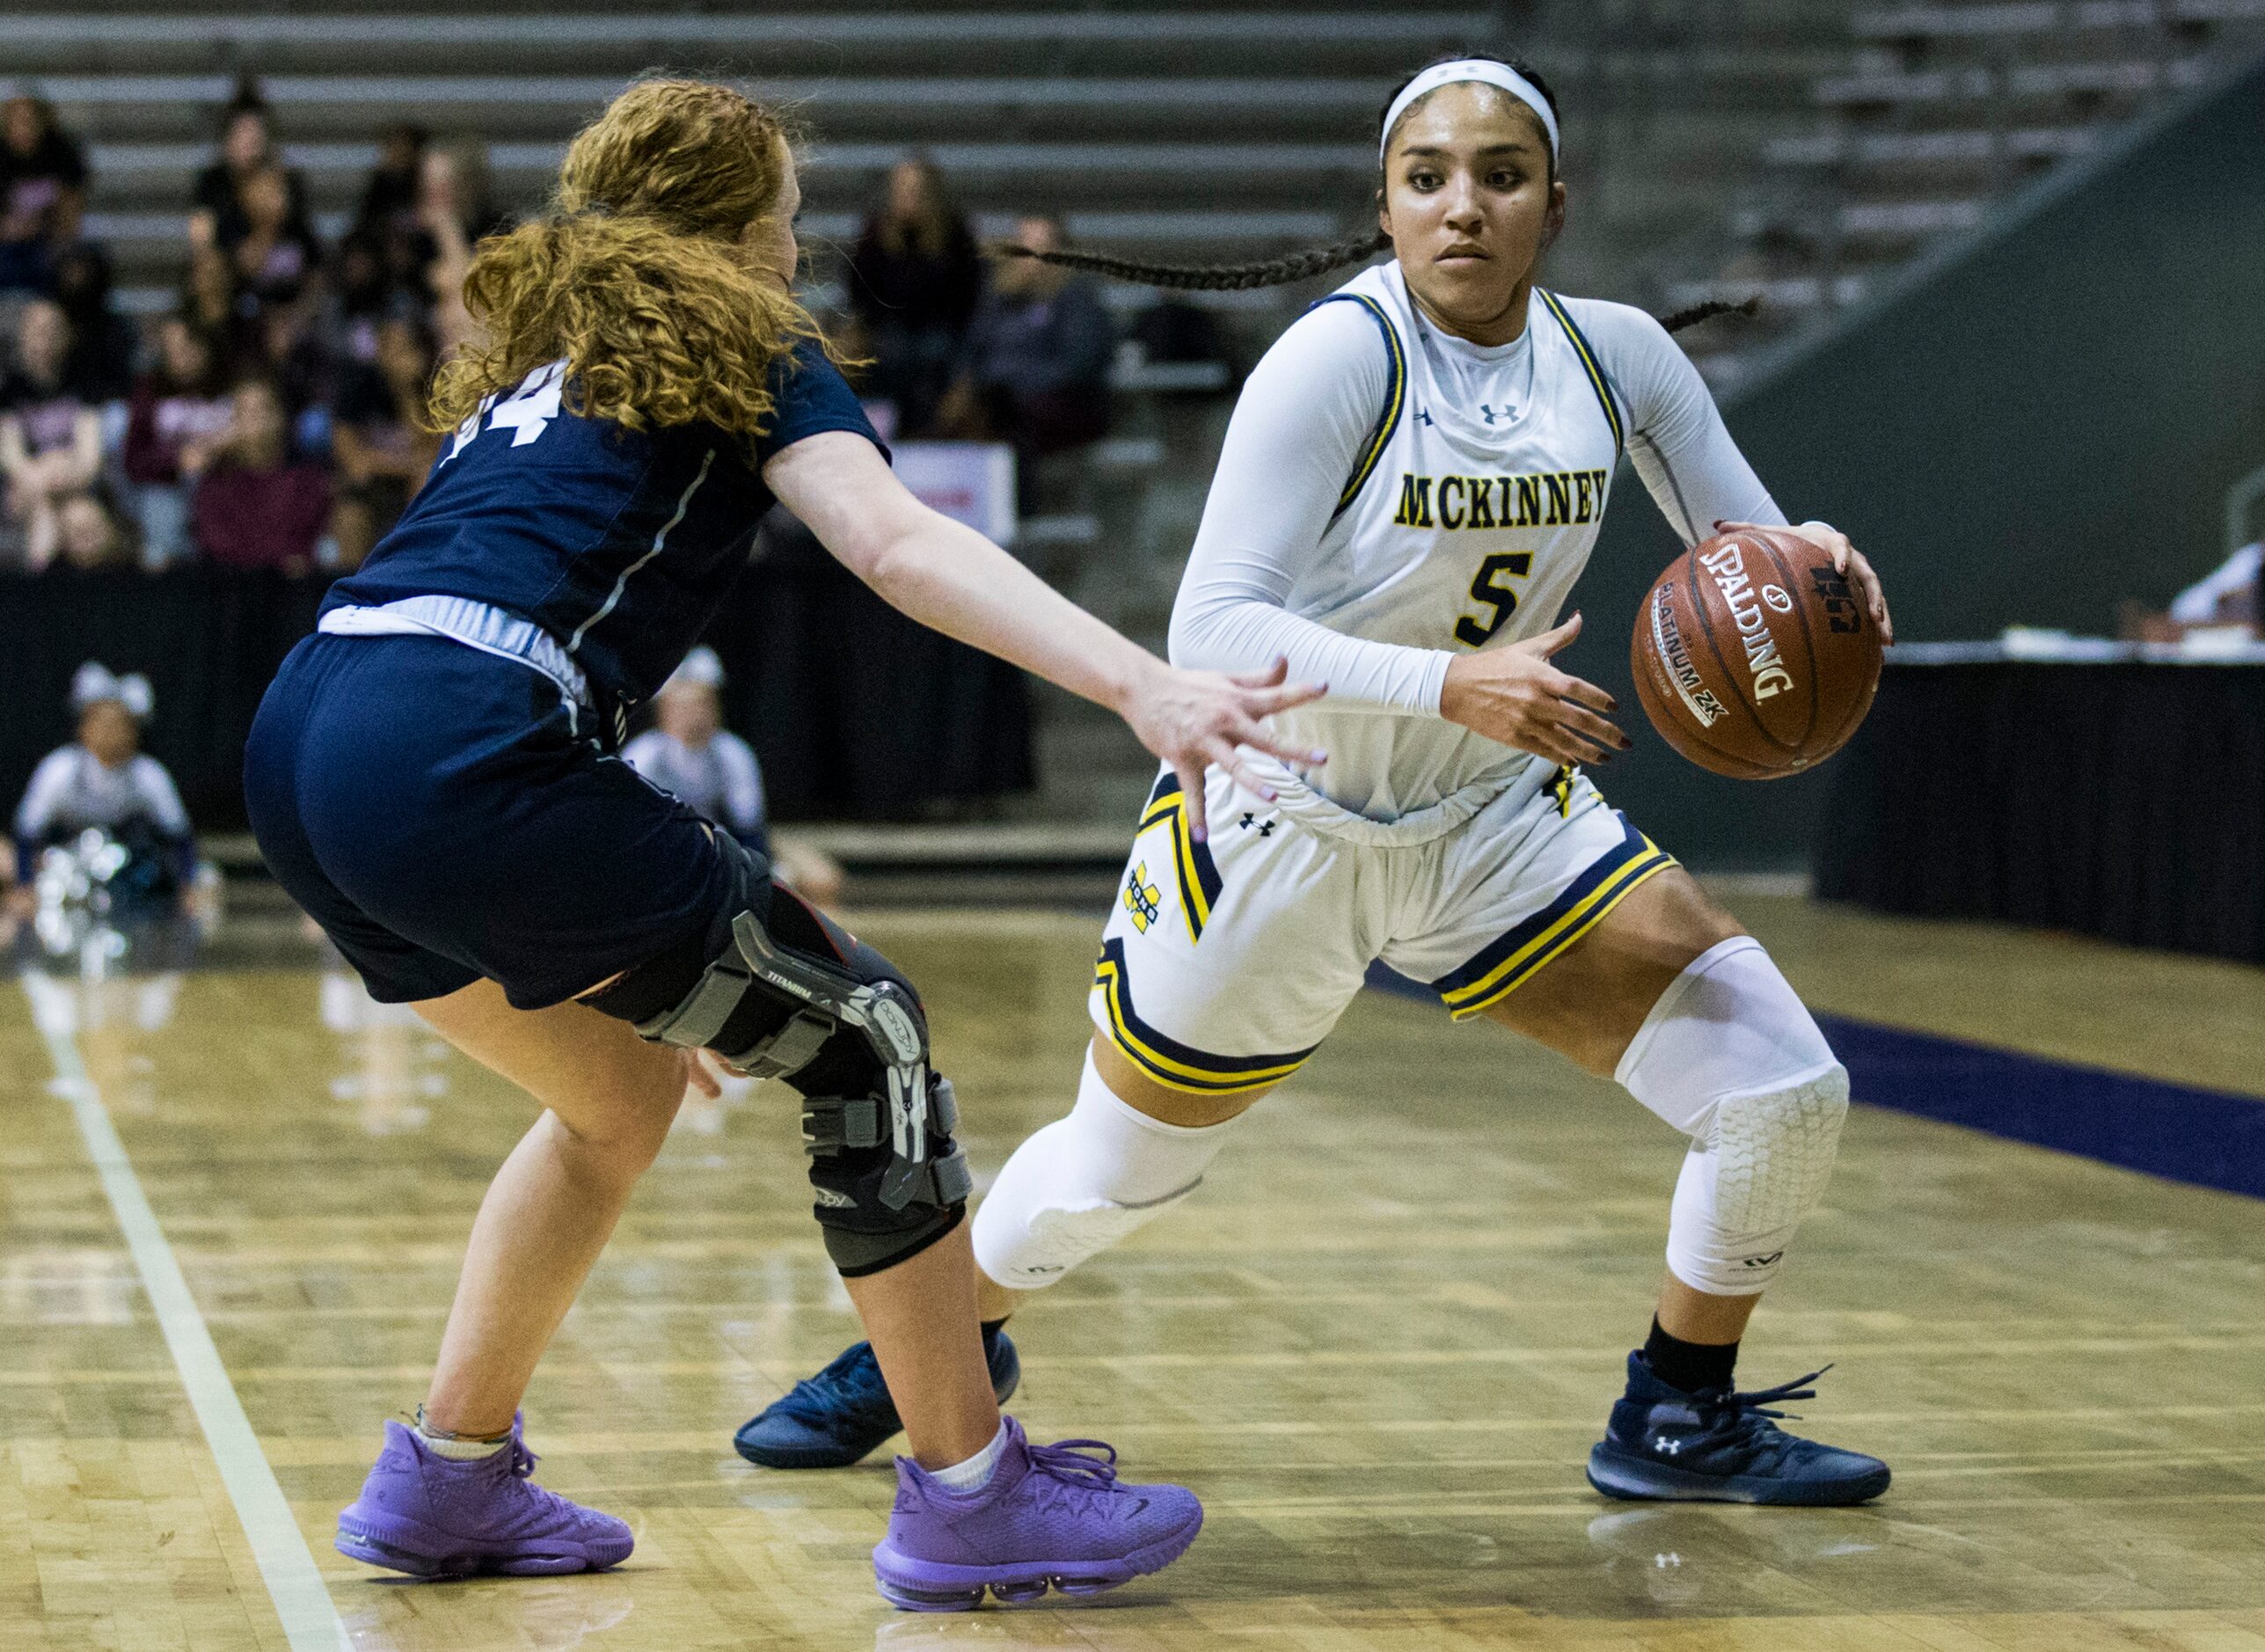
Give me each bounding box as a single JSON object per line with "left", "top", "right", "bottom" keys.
{"left": 1380, "top": 59, "right": 1559, "bottom": 163}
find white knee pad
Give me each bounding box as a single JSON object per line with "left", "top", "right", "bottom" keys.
{"left": 971, "top": 1049, "right": 1243, "bottom": 1290}
{"left": 1616, "top": 937, "right": 1849, "bottom": 1296}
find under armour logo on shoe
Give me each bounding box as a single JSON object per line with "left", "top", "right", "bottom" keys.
{"left": 1653, "top": 1436, "right": 1683, "bottom": 1457}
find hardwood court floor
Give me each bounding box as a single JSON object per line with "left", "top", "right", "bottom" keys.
{"left": 4, "top": 892, "right": 2262, "bottom": 1650}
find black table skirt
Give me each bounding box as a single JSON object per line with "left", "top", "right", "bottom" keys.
{"left": 1816, "top": 661, "right": 2265, "bottom": 964}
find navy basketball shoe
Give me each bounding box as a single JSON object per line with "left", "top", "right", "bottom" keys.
{"left": 735, "top": 1331, "right": 1021, "bottom": 1470}
{"left": 1585, "top": 1351, "right": 1890, "bottom": 1505}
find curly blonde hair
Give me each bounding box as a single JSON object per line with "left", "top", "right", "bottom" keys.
{"left": 427, "top": 79, "right": 822, "bottom": 448}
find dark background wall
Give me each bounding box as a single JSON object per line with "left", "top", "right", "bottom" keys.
{"left": 0, "top": 564, "right": 1029, "bottom": 837}
{"left": 1561, "top": 50, "right": 2265, "bottom": 866}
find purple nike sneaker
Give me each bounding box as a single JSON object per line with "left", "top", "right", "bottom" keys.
{"left": 871, "top": 1415, "right": 1202, "bottom": 1611}
{"left": 335, "top": 1414, "right": 633, "bottom": 1577}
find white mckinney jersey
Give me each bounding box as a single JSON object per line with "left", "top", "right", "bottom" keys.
{"left": 1170, "top": 260, "right": 1785, "bottom": 822}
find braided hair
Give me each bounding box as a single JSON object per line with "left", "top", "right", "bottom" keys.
{"left": 997, "top": 52, "right": 1753, "bottom": 337}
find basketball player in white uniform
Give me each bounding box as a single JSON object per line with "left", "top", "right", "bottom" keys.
{"left": 741, "top": 55, "right": 1898, "bottom": 1505}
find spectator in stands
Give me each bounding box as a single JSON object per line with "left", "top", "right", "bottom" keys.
{"left": 0, "top": 95, "right": 88, "bottom": 296}
{"left": 341, "top": 125, "right": 438, "bottom": 354}
{"left": 325, "top": 232, "right": 402, "bottom": 369}
{"left": 622, "top": 647, "right": 845, "bottom": 904}
{"left": 413, "top": 137, "right": 502, "bottom": 354}
{"left": 849, "top": 156, "right": 983, "bottom": 435}
{"left": 180, "top": 244, "right": 255, "bottom": 369}
{"left": 2124, "top": 541, "right": 2262, "bottom": 641}
{"left": 329, "top": 315, "right": 441, "bottom": 567}
{"left": 14, "top": 663, "right": 199, "bottom": 915}
{"left": 124, "top": 315, "right": 235, "bottom": 567}
{"left": 52, "top": 489, "right": 132, "bottom": 572}
{"left": 0, "top": 299, "right": 103, "bottom": 569}
{"left": 939, "top": 213, "right": 1115, "bottom": 459}
{"left": 191, "top": 376, "right": 331, "bottom": 574}
{"left": 188, "top": 91, "right": 313, "bottom": 259}
{"left": 354, "top": 123, "right": 429, "bottom": 252}
{"left": 52, "top": 243, "right": 135, "bottom": 403}
{"left": 230, "top": 164, "right": 323, "bottom": 318}
{"left": 622, "top": 647, "right": 771, "bottom": 853}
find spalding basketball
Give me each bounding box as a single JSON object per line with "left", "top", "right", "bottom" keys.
{"left": 1630, "top": 527, "right": 1881, "bottom": 779}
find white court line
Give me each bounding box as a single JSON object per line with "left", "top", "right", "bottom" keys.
{"left": 23, "top": 972, "right": 351, "bottom": 1652}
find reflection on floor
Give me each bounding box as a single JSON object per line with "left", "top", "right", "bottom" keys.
{"left": 4, "top": 892, "right": 2261, "bottom": 1650}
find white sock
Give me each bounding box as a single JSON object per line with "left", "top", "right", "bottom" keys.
{"left": 927, "top": 1422, "right": 1009, "bottom": 1492}
{"left": 414, "top": 1408, "right": 510, "bottom": 1460}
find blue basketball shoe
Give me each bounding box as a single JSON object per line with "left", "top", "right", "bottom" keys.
{"left": 1586, "top": 1351, "right": 1890, "bottom": 1505}
{"left": 736, "top": 1331, "right": 1021, "bottom": 1470}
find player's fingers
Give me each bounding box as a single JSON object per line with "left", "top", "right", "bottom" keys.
{"left": 1545, "top": 668, "right": 1618, "bottom": 716}
{"left": 683, "top": 1051, "right": 723, "bottom": 1100}
{"left": 1528, "top": 729, "right": 1595, "bottom": 768}
{"left": 1171, "top": 758, "right": 1213, "bottom": 839}
{"left": 1851, "top": 559, "right": 1894, "bottom": 643}
{"left": 1820, "top": 528, "right": 1856, "bottom": 574}
{"left": 1555, "top": 701, "right": 1631, "bottom": 754}
{"left": 1226, "top": 655, "right": 1291, "bottom": 690}
{"left": 1237, "top": 679, "right": 1328, "bottom": 718}
{"left": 1208, "top": 737, "right": 1281, "bottom": 805}
{"left": 1231, "top": 719, "right": 1328, "bottom": 771}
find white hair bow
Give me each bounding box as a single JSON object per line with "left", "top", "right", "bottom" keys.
{"left": 71, "top": 662, "right": 154, "bottom": 720}
{"left": 663, "top": 646, "right": 726, "bottom": 692}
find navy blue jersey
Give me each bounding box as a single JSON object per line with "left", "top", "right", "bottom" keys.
{"left": 324, "top": 340, "right": 881, "bottom": 704}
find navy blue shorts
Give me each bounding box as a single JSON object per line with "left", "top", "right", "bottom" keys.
{"left": 245, "top": 633, "right": 737, "bottom": 1007}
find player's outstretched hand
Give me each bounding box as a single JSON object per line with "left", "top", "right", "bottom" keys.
{"left": 1123, "top": 655, "right": 1327, "bottom": 840}
{"left": 1439, "top": 612, "right": 1632, "bottom": 768}
{"left": 1716, "top": 519, "right": 1894, "bottom": 646}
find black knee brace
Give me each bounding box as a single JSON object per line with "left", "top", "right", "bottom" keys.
{"left": 587, "top": 837, "right": 972, "bottom": 1276}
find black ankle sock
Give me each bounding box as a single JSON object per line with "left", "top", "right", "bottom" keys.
{"left": 1644, "top": 1316, "right": 1737, "bottom": 1394}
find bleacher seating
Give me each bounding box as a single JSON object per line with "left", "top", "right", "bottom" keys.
{"left": 1669, "top": 0, "right": 2265, "bottom": 384}
{"left": 13, "top": 0, "right": 2028, "bottom": 818}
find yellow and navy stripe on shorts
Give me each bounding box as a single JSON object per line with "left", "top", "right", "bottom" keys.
{"left": 1311, "top": 293, "right": 1406, "bottom": 521}
{"left": 1429, "top": 816, "right": 1676, "bottom": 1020}
{"left": 1093, "top": 937, "right": 1318, "bottom": 1095}
{"left": 1138, "top": 772, "right": 1224, "bottom": 943}
{"left": 1537, "top": 289, "right": 1626, "bottom": 463}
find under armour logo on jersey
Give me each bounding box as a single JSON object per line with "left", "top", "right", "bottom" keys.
{"left": 1414, "top": 407, "right": 1435, "bottom": 427}
{"left": 1237, "top": 813, "right": 1276, "bottom": 837}
{"left": 1480, "top": 402, "right": 1517, "bottom": 425}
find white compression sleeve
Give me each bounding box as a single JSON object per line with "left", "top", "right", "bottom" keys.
{"left": 1615, "top": 937, "right": 1849, "bottom": 1296}
{"left": 972, "top": 1049, "right": 1245, "bottom": 1290}
{"left": 1565, "top": 299, "right": 1786, "bottom": 547}
{"left": 1168, "top": 300, "right": 1455, "bottom": 716}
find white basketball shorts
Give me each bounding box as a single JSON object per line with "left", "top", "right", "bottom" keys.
{"left": 1090, "top": 763, "right": 1677, "bottom": 1096}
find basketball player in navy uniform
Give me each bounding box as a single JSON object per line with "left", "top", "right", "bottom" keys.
{"left": 746, "top": 55, "right": 1903, "bottom": 1509}
{"left": 245, "top": 80, "right": 1322, "bottom": 1609}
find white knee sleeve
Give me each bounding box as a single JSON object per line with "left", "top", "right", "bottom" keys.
{"left": 1616, "top": 937, "right": 1849, "bottom": 1296}
{"left": 971, "top": 1049, "right": 1243, "bottom": 1290}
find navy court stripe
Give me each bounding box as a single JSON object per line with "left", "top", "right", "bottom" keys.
{"left": 1362, "top": 963, "right": 2265, "bottom": 1201}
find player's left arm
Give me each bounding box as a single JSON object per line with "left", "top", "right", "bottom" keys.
{"left": 1589, "top": 303, "right": 1891, "bottom": 643}
{"left": 764, "top": 430, "right": 1329, "bottom": 836}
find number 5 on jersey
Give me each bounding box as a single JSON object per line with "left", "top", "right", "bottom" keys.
{"left": 1455, "top": 552, "right": 1533, "bottom": 647}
